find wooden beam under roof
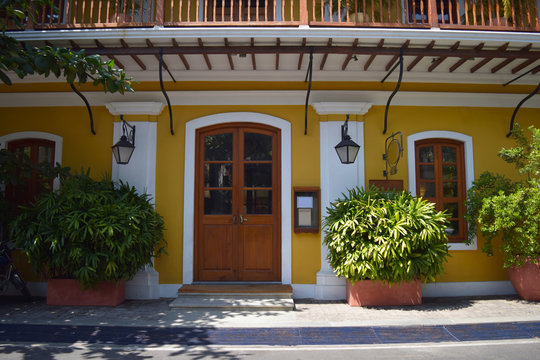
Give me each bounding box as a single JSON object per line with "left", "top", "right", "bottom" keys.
{"left": 172, "top": 39, "right": 191, "bottom": 70}
{"left": 146, "top": 39, "right": 169, "bottom": 71}
{"left": 512, "top": 58, "right": 537, "bottom": 74}
{"left": 407, "top": 40, "right": 434, "bottom": 71}
{"left": 449, "top": 43, "right": 484, "bottom": 73}
{"left": 342, "top": 39, "right": 359, "bottom": 71}
{"left": 320, "top": 38, "right": 333, "bottom": 71}
{"left": 470, "top": 42, "right": 509, "bottom": 73}
{"left": 386, "top": 40, "right": 410, "bottom": 71}
{"left": 69, "top": 40, "right": 80, "bottom": 50}
{"left": 297, "top": 38, "right": 306, "bottom": 70}
{"left": 251, "top": 38, "right": 256, "bottom": 70}
{"left": 83, "top": 43, "right": 540, "bottom": 60}
{"left": 95, "top": 40, "right": 124, "bottom": 69}
{"left": 491, "top": 43, "right": 532, "bottom": 73}
{"left": 428, "top": 41, "right": 460, "bottom": 72}
{"left": 224, "top": 38, "right": 235, "bottom": 70}
{"left": 121, "top": 39, "right": 146, "bottom": 70}
{"left": 276, "top": 38, "right": 280, "bottom": 70}
{"left": 364, "top": 39, "right": 384, "bottom": 71}
{"left": 198, "top": 38, "right": 212, "bottom": 70}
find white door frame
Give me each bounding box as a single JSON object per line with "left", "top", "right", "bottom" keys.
{"left": 183, "top": 112, "right": 292, "bottom": 284}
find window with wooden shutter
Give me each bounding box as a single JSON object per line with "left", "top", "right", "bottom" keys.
{"left": 415, "top": 138, "right": 466, "bottom": 242}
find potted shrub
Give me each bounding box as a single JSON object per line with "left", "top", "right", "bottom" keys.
{"left": 9, "top": 169, "right": 166, "bottom": 306}
{"left": 323, "top": 187, "right": 450, "bottom": 306}
{"left": 464, "top": 124, "right": 539, "bottom": 301}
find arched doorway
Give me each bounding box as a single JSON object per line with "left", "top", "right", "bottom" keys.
{"left": 194, "top": 123, "right": 281, "bottom": 281}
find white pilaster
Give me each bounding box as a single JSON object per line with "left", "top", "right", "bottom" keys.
{"left": 316, "top": 120, "right": 365, "bottom": 300}
{"left": 112, "top": 120, "right": 160, "bottom": 299}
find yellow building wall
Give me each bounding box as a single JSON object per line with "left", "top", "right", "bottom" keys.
{"left": 362, "top": 106, "right": 539, "bottom": 282}
{"left": 1, "top": 83, "right": 539, "bottom": 286}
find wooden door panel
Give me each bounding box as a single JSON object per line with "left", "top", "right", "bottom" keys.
{"left": 198, "top": 224, "right": 235, "bottom": 281}
{"left": 241, "top": 224, "right": 273, "bottom": 270}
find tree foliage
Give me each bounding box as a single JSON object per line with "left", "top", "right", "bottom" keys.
{"left": 0, "top": 0, "right": 133, "bottom": 92}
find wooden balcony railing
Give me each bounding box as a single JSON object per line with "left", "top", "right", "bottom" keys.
{"left": 6, "top": 0, "right": 539, "bottom": 31}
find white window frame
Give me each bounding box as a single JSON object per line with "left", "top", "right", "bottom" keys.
{"left": 407, "top": 130, "right": 476, "bottom": 250}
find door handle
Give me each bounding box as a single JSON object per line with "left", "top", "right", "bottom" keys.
{"left": 240, "top": 215, "right": 248, "bottom": 224}
{"left": 233, "top": 215, "right": 237, "bottom": 224}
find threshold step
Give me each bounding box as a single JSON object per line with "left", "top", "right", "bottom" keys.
{"left": 178, "top": 284, "right": 293, "bottom": 297}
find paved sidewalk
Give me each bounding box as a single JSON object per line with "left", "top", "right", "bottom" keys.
{"left": 0, "top": 295, "right": 539, "bottom": 328}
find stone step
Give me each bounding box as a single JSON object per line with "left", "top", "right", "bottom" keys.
{"left": 169, "top": 295, "right": 295, "bottom": 311}
{"left": 170, "top": 284, "right": 295, "bottom": 311}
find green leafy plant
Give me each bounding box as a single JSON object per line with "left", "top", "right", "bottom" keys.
{"left": 323, "top": 187, "right": 450, "bottom": 284}
{"left": 9, "top": 169, "right": 167, "bottom": 288}
{"left": 0, "top": 148, "right": 68, "bottom": 236}
{"left": 465, "top": 124, "right": 540, "bottom": 268}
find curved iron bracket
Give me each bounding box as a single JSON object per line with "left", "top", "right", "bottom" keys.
{"left": 382, "top": 48, "right": 404, "bottom": 135}
{"left": 304, "top": 48, "right": 314, "bottom": 136}
{"left": 159, "top": 48, "right": 174, "bottom": 135}
{"left": 70, "top": 83, "right": 95, "bottom": 135}
{"left": 507, "top": 81, "right": 540, "bottom": 137}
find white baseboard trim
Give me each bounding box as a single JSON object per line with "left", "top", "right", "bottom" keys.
{"left": 422, "top": 281, "right": 516, "bottom": 297}
{"left": 291, "top": 284, "right": 316, "bottom": 299}
{"left": 159, "top": 284, "right": 181, "bottom": 298}
{"left": 14, "top": 281, "right": 516, "bottom": 300}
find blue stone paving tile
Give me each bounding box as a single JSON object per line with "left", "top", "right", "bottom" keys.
{"left": 514, "top": 322, "right": 540, "bottom": 338}
{"left": 446, "top": 323, "right": 531, "bottom": 341}
{"left": 373, "top": 326, "right": 458, "bottom": 344}
{"left": 206, "top": 328, "right": 301, "bottom": 346}
{"left": 299, "top": 327, "right": 380, "bottom": 345}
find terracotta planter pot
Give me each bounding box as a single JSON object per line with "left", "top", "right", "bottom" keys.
{"left": 47, "top": 279, "right": 126, "bottom": 306}
{"left": 346, "top": 279, "right": 422, "bottom": 306}
{"left": 508, "top": 259, "right": 540, "bottom": 301}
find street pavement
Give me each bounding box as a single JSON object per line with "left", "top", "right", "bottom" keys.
{"left": 0, "top": 295, "right": 539, "bottom": 350}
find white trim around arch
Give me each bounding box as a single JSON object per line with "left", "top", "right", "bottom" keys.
{"left": 407, "top": 130, "right": 476, "bottom": 251}
{"left": 0, "top": 131, "right": 63, "bottom": 191}
{"left": 182, "top": 112, "right": 292, "bottom": 284}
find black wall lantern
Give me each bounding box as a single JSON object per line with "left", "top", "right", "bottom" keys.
{"left": 112, "top": 115, "right": 136, "bottom": 165}
{"left": 335, "top": 114, "right": 361, "bottom": 164}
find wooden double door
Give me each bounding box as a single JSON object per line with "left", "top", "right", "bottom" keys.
{"left": 195, "top": 123, "right": 281, "bottom": 282}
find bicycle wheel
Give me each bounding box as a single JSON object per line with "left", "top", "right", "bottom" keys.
{"left": 10, "top": 270, "right": 31, "bottom": 299}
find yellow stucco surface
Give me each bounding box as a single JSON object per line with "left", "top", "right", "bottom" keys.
{"left": 1, "top": 83, "right": 539, "bottom": 286}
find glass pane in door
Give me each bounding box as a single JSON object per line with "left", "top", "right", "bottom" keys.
{"left": 244, "top": 132, "right": 272, "bottom": 161}
{"left": 205, "top": 133, "right": 233, "bottom": 161}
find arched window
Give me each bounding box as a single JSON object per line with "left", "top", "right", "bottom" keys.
{"left": 6, "top": 138, "right": 55, "bottom": 210}
{"left": 414, "top": 138, "right": 466, "bottom": 242}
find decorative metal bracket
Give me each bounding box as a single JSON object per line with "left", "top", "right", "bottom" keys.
{"left": 70, "top": 83, "right": 95, "bottom": 135}
{"left": 503, "top": 65, "right": 540, "bottom": 137}
{"left": 304, "top": 48, "right": 314, "bottom": 136}
{"left": 120, "top": 115, "right": 136, "bottom": 146}
{"left": 382, "top": 132, "right": 403, "bottom": 180}
{"left": 381, "top": 48, "right": 404, "bottom": 135}
{"left": 159, "top": 48, "right": 175, "bottom": 135}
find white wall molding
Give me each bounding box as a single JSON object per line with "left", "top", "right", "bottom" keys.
{"left": 106, "top": 102, "right": 165, "bottom": 115}
{"left": 312, "top": 102, "right": 373, "bottom": 115}
{"left": 183, "top": 112, "right": 292, "bottom": 285}
{"left": 111, "top": 121, "right": 159, "bottom": 299}
{"left": 3, "top": 90, "right": 540, "bottom": 108}
{"left": 407, "top": 130, "right": 476, "bottom": 251}
{"left": 0, "top": 131, "right": 63, "bottom": 190}
{"left": 316, "top": 121, "right": 364, "bottom": 300}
